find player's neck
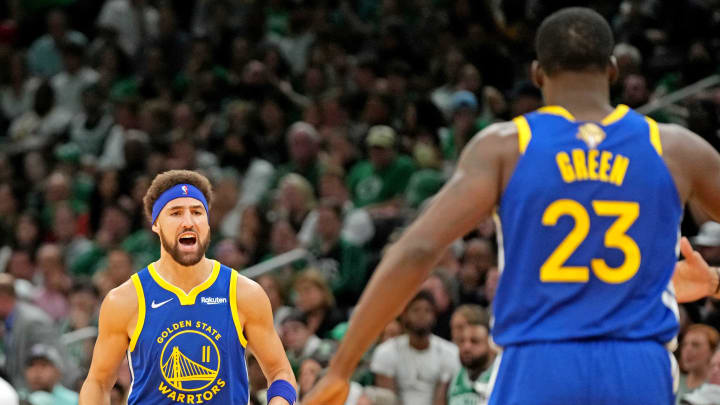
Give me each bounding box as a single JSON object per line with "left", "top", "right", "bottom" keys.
{"left": 542, "top": 72, "right": 614, "bottom": 122}
{"left": 407, "top": 333, "right": 430, "bottom": 350}
{"left": 153, "top": 255, "right": 213, "bottom": 293}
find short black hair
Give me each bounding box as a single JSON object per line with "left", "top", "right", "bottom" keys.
{"left": 535, "top": 7, "right": 614, "bottom": 76}
{"left": 407, "top": 290, "right": 436, "bottom": 311}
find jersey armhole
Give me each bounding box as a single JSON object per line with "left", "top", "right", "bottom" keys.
{"left": 229, "top": 270, "right": 248, "bottom": 348}
{"left": 128, "top": 273, "right": 146, "bottom": 352}
{"left": 645, "top": 116, "right": 663, "bottom": 156}
{"left": 512, "top": 116, "right": 532, "bottom": 154}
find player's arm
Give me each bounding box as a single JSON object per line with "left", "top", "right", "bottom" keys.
{"left": 236, "top": 275, "right": 297, "bottom": 405}
{"left": 323, "top": 124, "right": 509, "bottom": 381}
{"left": 79, "top": 282, "right": 136, "bottom": 405}
{"left": 662, "top": 124, "right": 720, "bottom": 302}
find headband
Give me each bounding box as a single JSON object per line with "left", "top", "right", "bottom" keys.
{"left": 151, "top": 184, "right": 209, "bottom": 224}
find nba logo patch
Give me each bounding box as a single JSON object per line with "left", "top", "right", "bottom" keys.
{"left": 182, "top": 185, "right": 188, "bottom": 195}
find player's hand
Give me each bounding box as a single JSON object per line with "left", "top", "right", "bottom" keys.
{"left": 673, "top": 236, "right": 717, "bottom": 303}
{"left": 301, "top": 371, "right": 350, "bottom": 405}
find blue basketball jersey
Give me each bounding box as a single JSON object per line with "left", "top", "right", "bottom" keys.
{"left": 126, "top": 261, "right": 249, "bottom": 404}
{"left": 492, "top": 105, "right": 682, "bottom": 347}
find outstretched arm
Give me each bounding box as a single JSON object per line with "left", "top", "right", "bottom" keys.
{"left": 303, "top": 124, "right": 513, "bottom": 405}
{"left": 79, "top": 283, "right": 136, "bottom": 405}
{"left": 236, "top": 275, "right": 296, "bottom": 404}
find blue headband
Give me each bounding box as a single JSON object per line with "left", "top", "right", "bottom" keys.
{"left": 151, "top": 184, "right": 209, "bottom": 224}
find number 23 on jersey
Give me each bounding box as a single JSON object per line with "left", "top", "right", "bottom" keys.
{"left": 541, "top": 199, "right": 640, "bottom": 284}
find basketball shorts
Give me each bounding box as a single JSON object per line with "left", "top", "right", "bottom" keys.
{"left": 487, "top": 339, "right": 678, "bottom": 405}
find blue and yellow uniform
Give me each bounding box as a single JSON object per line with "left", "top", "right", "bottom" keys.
{"left": 489, "top": 105, "right": 681, "bottom": 404}
{"left": 126, "top": 261, "right": 249, "bottom": 404}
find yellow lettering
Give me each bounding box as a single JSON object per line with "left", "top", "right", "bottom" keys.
{"left": 555, "top": 152, "right": 575, "bottom": 183}
{"left": 196, "top": 393, "right": 203, "bottom": 403}
{"left": 196, "top": 321, "right": 202, "bottom": 328}
{"left": 217, "top": 379, "right": 226, "bottom": 388}
{"left": 211, "top": 328, "right": 218, "bottom": 337}
{"left": 572, "top": 149, "right": 588, "bottom": 180}
{"left": 609, "top": 155, "right": 630, "bottom": 186}
{"left": 203, "top": 391, "right": 213, "bottom": 400}
{"left": 159, "top": 382, "right": 172, "bottom": 395}
{"left": 215, "top": 334, "right": 221, "bottom": 341}
{"left": 211, "top": 385, "right": 220, "bottom": 394}
{"left": 157, "top": 337, "right": 163, "bottom": 344}
{"left": 177, "top": 393, "right": 186, "bottom": 402}
{"left": 168, "top": 391, "right": 177, "bottom": 400}
{"left": 161, "top": 331, "right": 168, "bottom": 339}
{"left": 201, "top": 322, "right": 208, "bottom": 329}
{"left": 587, "top": 149, "right": 599, "bottom": 180}
{"left": 599, "top": 151, "right": 612, "bottom": 181}
{"left": 187, "top": 394, "right": 195, "bottom": 404}
{"left": 172, "top": 323, "right": 179, "bottom": 330}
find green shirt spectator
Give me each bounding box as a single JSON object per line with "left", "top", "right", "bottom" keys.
{"left": 347, "top": 125, "right": 416, "bottom": 208}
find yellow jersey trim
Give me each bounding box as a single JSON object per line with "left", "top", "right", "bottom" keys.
{"left": 229, "top": 270, "right": 248, "bottom": 348}
{"left": 148, "top": 260, "right": 221, "bottom": 305}
{"left": 645, "top": 116, "right": 663, "bottom": 155}
{"left": 601, "top": 104, "right": 630, "bottom": 126}
{"left": 537, "top": 104, "right": 630, "bottom": 126}
{"left": 513, "top": 116, "right": 532, "bottom": 154}
{"left": 129, "top": 273, "right": 145, "bottom": 352}
{"left": 538, "top": 105, "right": 575, "bottom": 121}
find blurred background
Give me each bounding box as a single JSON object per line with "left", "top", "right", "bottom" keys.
{"left": 1, "top": 0, "right": 720, "bottom": 404}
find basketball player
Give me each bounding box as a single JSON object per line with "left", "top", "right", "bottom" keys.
{"left": 303, "top": 8, "right": 720, "bottom": 405}
{"left": 79, "top": 170, "right": 297, "bottom": 404}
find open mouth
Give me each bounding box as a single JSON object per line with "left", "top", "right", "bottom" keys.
{"left": 178, "top": 233, "right": 198, "bottom": 246}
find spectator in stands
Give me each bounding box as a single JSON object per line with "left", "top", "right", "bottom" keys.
{"left": 27, "top": 9, "right": 87, "bottom": 78}
{"left": 257, "top": 274, "right": 293, "bottom": 330}
{"left": 32, "top": 243, "right": 71, "bottom": 322}
{"left": 0, "top": 274, "right": 71, "bottom": 389}
{"left": 51, "top": 41, "right": 99, "bottom": 115}
{"left": 21, "top": 344, "right": 78, "bottom": 405}
{"left": 446, "top": 307, "right": 495, "bottom": 405}
{"left": 293, "top": 269, "right": 346, "bottom": 338}
{"left": 92, "top": 249, "right": 134, "bottom": 298}
{"left": 8, "top": 81, "right": 72, "bottom": 150}
{"left": 449, "top": 305, "right": 488, "bottom": 346}
{"left": 96, "top": 0, "right": 159, "bottom": 58}
{"left": 370, "top": 290, "right": 459, "bottom": 405}
{"left": 59, "top": 281, "right": 100, "bottom": 380}
{"left": 1, "top": 52, "right": 40, "bottom": 127}
{"left": 678, "top": 324, "right": 720, "bottom": 402}
{"left": 68, "top": 84, "right": 114, "bottom": 162}
{"left": 347, "top": 125, "right": 416, "bottom": 215}
{"left": 306, "top": 199, "right": 368, "bottom": 309}
{"left": 274, "top": 121, "right": 323, "bottom": 190}
{"left": 681, "top": 349, "right": 720, "bottom": 405}
{"left": 421, "top": 272, "right": 456, "bottom": 341}
{"left": 281, "top": 309, "right": 337, "bottom": 376}
{"left": 692, "top": 222, "right": 720, "bottom": 266}
{"left": 272, "top": 174, "right": 316, "bottom": 233}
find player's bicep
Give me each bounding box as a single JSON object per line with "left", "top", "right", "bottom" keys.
{"left": 86, "top": 291, "right": 132, "bottom": 388}
{"left": 401, "top": 131, "right": 503, "bottom": 251}
{"left": 687, "top": 133, "right": 720, "bottom": 221}
{"left": 239, "top": 278, "right": 292, "bottom": 380}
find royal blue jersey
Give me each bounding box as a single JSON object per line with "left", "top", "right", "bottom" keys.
{"left": 492, "top": 105, "right": 682, "bottom": 347}
{"left": 126, "top": 261, "right": 249, "bottom": 405}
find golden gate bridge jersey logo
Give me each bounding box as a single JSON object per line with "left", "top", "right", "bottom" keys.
{"left": 159, "top": 329, "right": 221, "bottom": 392}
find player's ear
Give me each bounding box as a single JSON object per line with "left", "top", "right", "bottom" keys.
{"left": 531, "top": 60, "right": 544, "bottom": 88}
{"left": 608, "top": 56, "right": 619, "bottom": 85}
{"left": 151, "top": 221, "right": 159, "bottom": 235}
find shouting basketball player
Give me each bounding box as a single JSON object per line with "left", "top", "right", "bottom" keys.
{"left": 80, "top": 170, "right": 297, "bottom": 405}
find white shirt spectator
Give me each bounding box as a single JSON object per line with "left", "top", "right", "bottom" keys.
{"left": 0, "top": 377, "right": 18, "bottom": 405}
{"left": 0, "top": 78, "right": 40, "bottom": 122}
{"left": 97, "top": 0, "right": 159, "bottom": 57}
{"left": 51, "top": 68, "right": 99, "bottom": 115}
{"left": 371, "top": 334, "right": 460, "bottom": 405}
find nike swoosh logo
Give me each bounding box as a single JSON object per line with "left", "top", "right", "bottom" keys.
{"left": 151, "top": 298, "right": 173, "bottom": 309}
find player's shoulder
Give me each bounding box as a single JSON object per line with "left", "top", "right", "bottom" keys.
{"left": 232, "top": 272, "right": 272, "bottom": 316}
{"left": 100, "top": 278, "right": 139, "bottom": 321}
{"left": 657, "top": 122, "right": 716, "bottom": 161}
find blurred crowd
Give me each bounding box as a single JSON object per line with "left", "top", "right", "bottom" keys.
{"left": 1, "top": 0, "right": 720, "bottom": 404}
